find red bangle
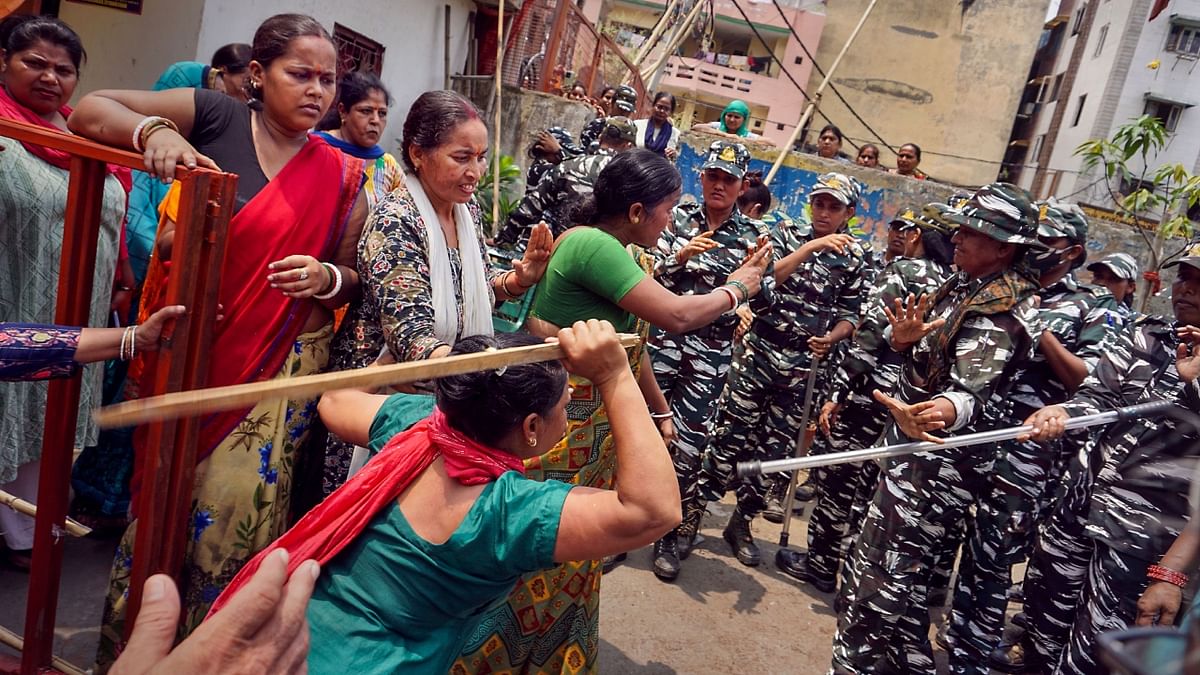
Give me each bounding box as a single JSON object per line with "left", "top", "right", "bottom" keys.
{"left": 1147, "top": 564, "right": 1189, "bottom": 587}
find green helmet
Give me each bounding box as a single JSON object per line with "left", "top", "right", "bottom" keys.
{"left": 943, "top": 182, "right": 1041, "bottom": 247}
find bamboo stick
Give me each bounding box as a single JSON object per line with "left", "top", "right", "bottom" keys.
{"left": 95, "top": 334, "right": 643, "bottom": 429}
{"left": 0, "top": 489, "right": 91, "bottom": 538}
{"left": 0, "top": 626, "right": 87, "bottom": 675}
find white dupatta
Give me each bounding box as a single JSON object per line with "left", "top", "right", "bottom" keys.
{"left": 402, "top": 171, "right": 493, "bottom": 346}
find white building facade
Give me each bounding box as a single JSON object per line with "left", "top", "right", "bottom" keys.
{"left": 1024, "top": 0, "right": 1200, "bottom": 205}
{"left": 60, "top": 0, "right": 476, "bottom": 153}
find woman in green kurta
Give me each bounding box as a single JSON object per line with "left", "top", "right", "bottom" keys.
{"left": 455, "top": 149, "right": 773, "bottom": 674}
{"left": 231, "top": 321, "right": 680, "bottom": 673}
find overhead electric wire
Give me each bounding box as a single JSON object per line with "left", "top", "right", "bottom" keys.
{"left": 765, "top": 0, "right": 896, "bottom": 156}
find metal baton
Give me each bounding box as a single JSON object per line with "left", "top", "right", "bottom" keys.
{"left": 737, "top": 400, "right": 1176, "bottom": 479}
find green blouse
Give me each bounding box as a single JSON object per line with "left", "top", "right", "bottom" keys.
{"left": 529, "top": 227, "right": 645, "bottom": 333}
{"left": 305, "top": 472, "right": 573, "bottom": 674}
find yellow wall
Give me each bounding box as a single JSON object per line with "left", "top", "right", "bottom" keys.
{"left": 808, "top": 0, "right": 1052, "bottom": 185}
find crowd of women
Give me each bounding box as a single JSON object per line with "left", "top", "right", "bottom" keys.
{"left": 5, "top": 9, "right": 1195, "bottom": 675}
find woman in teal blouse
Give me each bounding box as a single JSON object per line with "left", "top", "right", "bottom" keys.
{"left": 238, "top": 320, "right": 679, "bottom": 673}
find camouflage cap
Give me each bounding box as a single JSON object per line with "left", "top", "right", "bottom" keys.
{"left": 920, "top": 202, "right": 961, "bottom": 236}
{"left": 527, "top": 126, "right": 575, "bottom": 158}
{"left": 701, "top": 140, "right": 750, "bottom": 179}
{"left": 889, "top": 205, "right": 923, "bottom": 230}
{"left": 809, "top": 172, "right": 862, "bottom": 206}
{"left": 1087, "top": 252, "right": 1139, "bottom": 280}
{"left": 1036, "top": 199, "right": 1089, "bottom": 245}
{"left": 1163, "top": 257, "right": 1200, "bottom": 273}
{"left": 614, "top": 85, "right": 637, "bottom": 113}
{"left": 943, "top": 182, "right": 1042, "bottom": 247}
{"left": 601, "top": 116, "right": 638, "bottom": 144}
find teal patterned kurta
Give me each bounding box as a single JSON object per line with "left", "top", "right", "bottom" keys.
{"left": 0, "top": 138, "right": 123, "bottom": 483}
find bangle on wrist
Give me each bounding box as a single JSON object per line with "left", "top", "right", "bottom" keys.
{"left": 650, "top": 410, "right": 673, "bottom": 420}
{"left": 726, "top": 279, "right": 750, "bottom": 303}
{"left": 133, "top": 116, "right": 179, "bottom": 152}
{"left": 501, "top": 271, "right": 527, "bottom": 297}
{"left": 716, "top": 286, "right": 738, "bottom": 311}
{"left": 313, "top": 263, "right": 344, "bottom": 300}
{"left": 1147, "top": 564, "right": 1189, "bottom": 588}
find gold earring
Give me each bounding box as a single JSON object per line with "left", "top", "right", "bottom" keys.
{"left": 527, "top": 436, "right": 537, "bottom": 447}
{"left": 631, "top": 217, "right": 640, "bottom": 224}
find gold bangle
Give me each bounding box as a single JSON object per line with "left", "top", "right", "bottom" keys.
{"left": 501, "top": 271, "right": 522, "bottom": 297}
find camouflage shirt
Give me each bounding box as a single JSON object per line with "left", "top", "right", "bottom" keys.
{"left": 1059, "top": 316, "right": 1200, "bottom": 559}
{"left": 896, "top": 270, "right": 1041, "bottom": 432}
{"left": 1008, "top": 273, "right": 1125, "bottom": 420}
{"left": 830, "top": 257, "right": 954, "bottom": 404}
{"left": 653, "top": 202, "right": 777, "bottom": 333}
{"left": 495, "top": 149, "right": 617, "bottom": 246}
{"left": 744, "top": 218, "right": 867, "bottom": 366}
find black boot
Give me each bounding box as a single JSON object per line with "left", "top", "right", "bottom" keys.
{"left": 677, "top": 502, "right": 705, "bottom": 561}
{"left": 762, "top": 479, "right": 788, "bottom": 524}
{"left": 988, "top": 638, "right": 1029, "bottom": 673}
{"left": 793, "top": 473, "right": 816, "bottom": 502}
{"left": 652, "top": 535, "right": 680, "bottom": 581}
{"left": 722, "top": 510, "right": 761, "bottom": 567}
{"left": 775, "top": 548, "right": 836, "bottom": 592}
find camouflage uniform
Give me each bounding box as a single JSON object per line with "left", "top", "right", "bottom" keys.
{"left": 696, "top": 175, "right": 867, "bottom": 543}
{"left": 947, "top": 275, "right": 1123, "bottom": 671}
{"left": 523, "top": 126, "right": 575, "bottom": 193}
{"left": 496, "top": 149, "right": 616, "bottom": 245}
{"left": 946, "top": 205, "right": 1127, "bottom": 672}
{"left": 1027, "top": 312, "right": 1200, "bottom": 674}
{"left": 804, "top": 254, "right": 953, "bottom": 587}
{"left": 832, "top": 184, "right": 1044, "bottom": 674}
{"left": 495, "top": 117, "right": 637, "bottom": 246}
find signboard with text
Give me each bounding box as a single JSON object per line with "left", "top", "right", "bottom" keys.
{"left": 66, "top": 0, "right": 142, "bottom": 14}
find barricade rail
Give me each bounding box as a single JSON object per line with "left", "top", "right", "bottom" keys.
{"left": 0, "top": 118, "right": 234, "bottom": 675}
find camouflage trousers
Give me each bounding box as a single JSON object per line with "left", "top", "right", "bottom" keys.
{"left": 945, "top": 438, "right": 1055, "bottom": 672}
{"left": 1023, "top": 454, "right": 1096, "bottom": 671}
{"left": 832, "top": 442, "right": 994, "bottom": 674}
{"left": 695, "top": 337, "right": 814, "bottom": 519}
{"left": 650, "top": 330, "right": 735, "bottom": 525}
{"left": 806, "top": 387, "right": 887, "bottom": 584}
{"left": 1057, "top": 542, "right": 1154, "bottom": 675}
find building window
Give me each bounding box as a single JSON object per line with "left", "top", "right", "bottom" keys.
{"left": 1071, "top": 4, "right": 1087, "bottom": 35}
{"left": 1144, "top": 99, "right": 1185, "bottom": 132}
{"left": 1167, "top": 23, "right": 1200, "bottom": 56}
{"left": 1072, "top": 94, "right": 1087, "bottom": 127}
{"left": 1031, "top": 134, "right": 1045, "bottom": 162}
{"left": 1049, "top": 73, "right": 1064, "bottom": 101}
{"left": 1093, "top": 24, "right": 1109, "bottom": 57}
{"left": 332, "top": 23, "right": 385, "bottom": 76}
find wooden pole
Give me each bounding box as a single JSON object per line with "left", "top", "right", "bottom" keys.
{"left": 0, "top": 490, "right": 92, "bottom": 538}
{"left": 445, "top": 4, "right": 453, "bottom": 90}
{"left": 639, "top": 0, "right": 705, "bottom": 86}
{"left": 631, "top": 0, "right": 680, "bottom": 68}
{"left": 0, "top": 627, "right": 86, "bottom": 675}
{"left": 492, "top": 0, "right": 505, "bottom": 230}
{"left": 95, "top": 334, "right": 643, "bottom": 429}
{"left": 764, "top": 0, "right": 879, "bottom": 185}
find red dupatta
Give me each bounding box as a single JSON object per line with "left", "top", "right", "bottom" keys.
{"left": 207, "top": 408, "right": 525, "bottom": 617}
{"left": 132, "top": 136, "right": 363, "bottom": 505}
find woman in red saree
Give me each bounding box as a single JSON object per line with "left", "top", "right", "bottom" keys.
{"left": 68, "top": 13, "right": 368, "bottom": 667}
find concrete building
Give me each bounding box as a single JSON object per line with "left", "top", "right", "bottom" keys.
{"left": 593, "top": 0, "right": 824, "bottom": 146}
{"left": 42, "top": 0, "right": 477, "bottom": 153}
{"left": 1007, "top": 0, "right": 1200, "bottom": 208}
{"left": 806, "top": 0, "right": 1052, "bottom": 186}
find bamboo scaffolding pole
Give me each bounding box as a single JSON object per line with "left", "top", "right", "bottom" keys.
{"left": 639, "top": 0, "right": 705, "bottom": 85}
{"left": 630, "top": 0, "right": 680, "bottom": 68}
{"left": 0, "top": 490, "right": 91, "bottom": 538}
{"left": 0, "top": 626, "right": 87, "bottom": 675}
{"left": 492, "top": 0, "right": 505, "bottom": 230}
{"left": 765, "top": 0, "right": 879, "bottom": 185}
{"left": 95, "top": 334, "right": 643, "bottom": 429}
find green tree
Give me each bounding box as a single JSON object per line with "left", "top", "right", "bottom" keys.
{"left": 474, "top": 154, "right": 523, "bottom": 236}
{"left": 1076, "top": 115, "right": 1200, "bottom": 311}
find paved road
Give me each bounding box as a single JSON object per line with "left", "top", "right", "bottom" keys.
{"left": 1, "top": 495, "right": 960, "bottom": 673}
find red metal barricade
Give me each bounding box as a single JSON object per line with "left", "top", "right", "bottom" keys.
{"left": 0, "top": 118, "right": 234, "bottom": 675}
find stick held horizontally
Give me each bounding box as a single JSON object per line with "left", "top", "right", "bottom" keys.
{"left": 95, "top": 333, "right": 643, "bottom": 429}
{"left": 737, "top": 400, "right": 1176, "bottom": 479}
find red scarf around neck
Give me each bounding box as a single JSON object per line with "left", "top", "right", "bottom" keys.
{"left": 0, "top": 84, "right": 132, "bottom": 193}
{"left": 207, "top": 407, "right": 525, "bottom": 617}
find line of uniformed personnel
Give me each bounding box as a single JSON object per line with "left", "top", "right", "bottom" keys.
{"left": 499, "top": 100, "right": 1193, "bottom": 672}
